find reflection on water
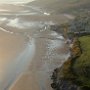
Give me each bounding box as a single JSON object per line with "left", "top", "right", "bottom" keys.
{"left": 5, "top": 17, "right": 55, "bottom": 29}
{"left": 44, "top": 12, "right": 50, "bottom": 15}
{"left": 7, "top": 18, "right": 22, "bottom": 29}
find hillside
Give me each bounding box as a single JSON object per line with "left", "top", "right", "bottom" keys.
{"left": 26, "top": 0, "right": 90, "bottom": 14}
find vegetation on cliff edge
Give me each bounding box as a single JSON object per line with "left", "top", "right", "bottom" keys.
{"left": 73, "top": 36, "right": 90, "bottom": 89}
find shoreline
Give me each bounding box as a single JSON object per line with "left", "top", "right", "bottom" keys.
{"left": 9, "top": 30, "right": 69, "bottom": 90}
{"left": 51, "top": 37, "right": 82, "bottom": 90}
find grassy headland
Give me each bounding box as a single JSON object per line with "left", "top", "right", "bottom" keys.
{"left": 73, "top": 36, "right": 90, "bottom": 89}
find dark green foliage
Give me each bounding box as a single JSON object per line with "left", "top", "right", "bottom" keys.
{"left": 69, "top": 13, "right": 90, "bottom": 33}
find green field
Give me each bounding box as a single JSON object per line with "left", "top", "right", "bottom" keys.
{"left": 73, "top": 36, "right": 90, "bottom": 88}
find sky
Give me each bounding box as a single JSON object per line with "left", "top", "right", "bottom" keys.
{"left": 0, "top": 0, "right": 35, "bottom": 3}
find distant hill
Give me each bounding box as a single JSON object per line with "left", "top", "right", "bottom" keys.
{"left": 26, "top": 0, "right": 90, "bottom": 14}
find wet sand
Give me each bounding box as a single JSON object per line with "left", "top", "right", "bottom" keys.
{"left": 0, "top": 30, "right": 26, "bottom": 90}
{"left": 0, "top": 28, "right": 36, "bottom": 90}
{"left": 9, "top": 30, "right": 69, "bottom": 90}
{"left": 9, "top": 72, "right": 40, "bottom": 90}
